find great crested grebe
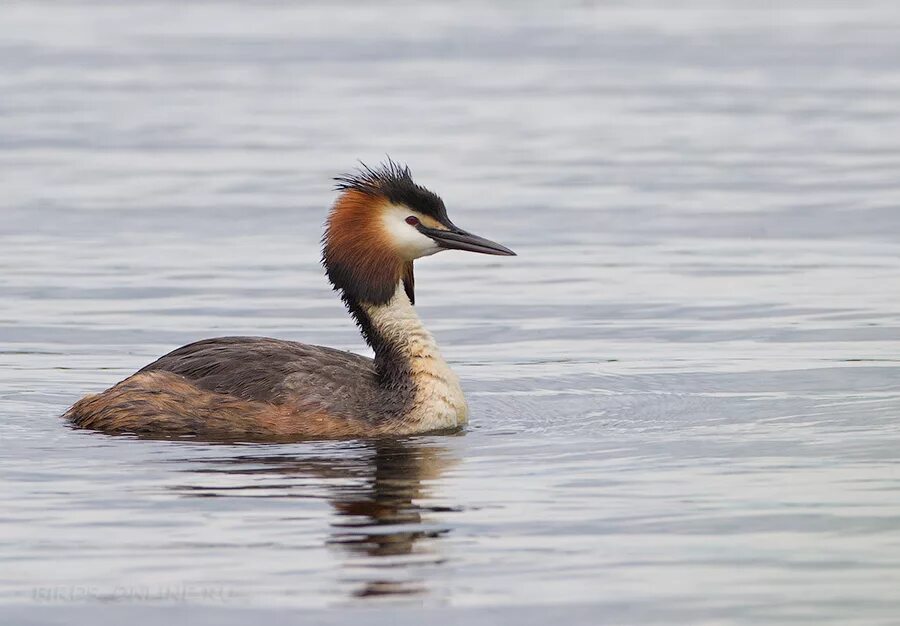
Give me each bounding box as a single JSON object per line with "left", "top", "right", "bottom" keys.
{"left": 65, "top": 161, "right": 515, "bottom": 439}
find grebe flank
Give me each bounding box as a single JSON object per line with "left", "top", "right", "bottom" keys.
{"left": 64, "top": 161, "right": 515, "bottom": 439}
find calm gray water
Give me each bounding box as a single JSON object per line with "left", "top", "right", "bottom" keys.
{"left": 2, "top": 1, "right": 900, "bottom": 624}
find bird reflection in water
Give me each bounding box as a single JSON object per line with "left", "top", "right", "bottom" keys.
{"left": 328, "top": 439, "right": 459, "bottom": 598}
{"left": 170, "top": 438, "right": 459, "bottom": 600}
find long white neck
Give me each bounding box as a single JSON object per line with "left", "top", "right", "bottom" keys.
{"left": 362, "top": 284, "right": 468, "bottom": 433}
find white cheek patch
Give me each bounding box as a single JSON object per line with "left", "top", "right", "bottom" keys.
{"left": 381, "top": 205, "right": 442, "bottom": 259}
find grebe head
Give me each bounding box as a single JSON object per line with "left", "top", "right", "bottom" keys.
{"left": 323, "top": 160, "right": 515, "bottom": 305}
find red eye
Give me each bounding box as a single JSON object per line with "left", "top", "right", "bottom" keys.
{"left": 405, "top": 216, "right": 420, "bottom": 226}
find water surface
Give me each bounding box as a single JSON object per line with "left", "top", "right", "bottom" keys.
{"left": 2, "top": 1, "right": 900, "bottom": 624}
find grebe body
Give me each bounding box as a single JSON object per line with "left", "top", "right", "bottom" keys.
{"left": 65, "top": 162, "right": 514, "bottom": 439}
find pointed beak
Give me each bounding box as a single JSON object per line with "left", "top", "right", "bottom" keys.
{"left": 419, "top": 225, "right": 516, "bottom": 256}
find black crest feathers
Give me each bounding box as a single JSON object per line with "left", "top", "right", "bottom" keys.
{"left": 334, "top": 158, "right": 449, "bottom": 223}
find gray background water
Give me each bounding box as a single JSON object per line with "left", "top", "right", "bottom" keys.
{"left": 2, "top": 1, "right": 900, "bottom": 624}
